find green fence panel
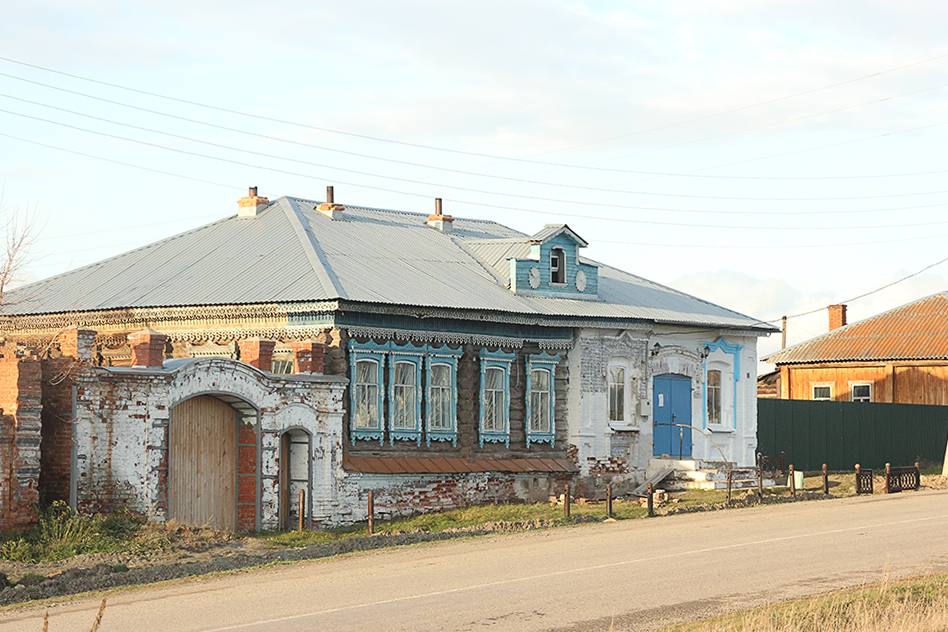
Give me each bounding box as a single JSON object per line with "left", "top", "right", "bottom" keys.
{"left": 757, "top": 399, "right": 948, "bottom": 471}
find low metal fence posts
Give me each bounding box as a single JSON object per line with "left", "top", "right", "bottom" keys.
{"left": 855, "top": 464, "right": 874, "bottom": 494}
{"left": 789, "top": 464, "right": 796, "bottom": 497}
{"left": 646, "top": 482, "right": 654, "bottom": 517}
{"left": 726, "top": 470, "right": 733, "bottom": 505}
{"left": 822, "top": 463, "right": 829, "bottom": 494}
{"left": 606, "top": 483, "right": 613, "bottom": 518}
{"left": 757, "top": 466, "right": 763, "bottom": 497}
{"left": 564, "top": 483, "right": 571, "bottom": 518}
{"left": 885, "top": 462, "right": 921, "bottom": 493}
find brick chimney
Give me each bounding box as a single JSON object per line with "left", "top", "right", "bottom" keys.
{"left": 317, "top": 185, "right": 345, "bottom": 220}
{"left": 238, "top": 338, "right": 276, "bottom": 372}
{"left": 828, "top": 304, "right": 847, "bottom": 331}
{"left": 128, "top": 329, "right": 168, "bottom": 368}
{"left": 238, "top": 187, "right": 270, "bottom": 218}
{"left": 426, "top": 198, "right": 454, "bottom": 233}
{"left": 292, "top": 340, "right": 326, "bottom": 374}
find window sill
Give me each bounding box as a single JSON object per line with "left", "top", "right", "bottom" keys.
{"left": 609, "top": 423, "right": 640, "bottom": 432}
{"left": 707, "top": 426, "right": 735, "bottom": 433}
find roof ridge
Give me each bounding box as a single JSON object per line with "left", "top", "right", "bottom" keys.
{"left": 282, "top": 198, "right": 346, "bottom": 300}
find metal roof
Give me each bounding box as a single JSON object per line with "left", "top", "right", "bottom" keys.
{"left": 764, "top": 292, "right": 948, "bottom": 364}
{"left": 529, "top": 224, "right": 588, "bottom": 247}
{"left": 5, "top": 195, "right": 774, "bottom": 332}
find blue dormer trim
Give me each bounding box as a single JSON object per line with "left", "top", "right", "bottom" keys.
{"left": 525, "top": 352, "right": 560, "bottom": 447}
{"left": 424, "top": 344, "right": 463, "bottom": 447}
{"left": 479, "top": 348, "right": 516, "bottom": 448}
{"left": 349, "top": 340, "right": 390, "bottom": 445}
{"left": 388, "top": 343, "right": 425, "bottom": 445}
{"left": 701, "top": 338, "right": 744, "bottom": 430}
{"left": 509, "top": 232, "right": 598, "bottom": 299}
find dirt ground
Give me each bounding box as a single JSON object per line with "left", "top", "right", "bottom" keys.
{"left": 2, "top": 475, "right": 945, "bottom": 607}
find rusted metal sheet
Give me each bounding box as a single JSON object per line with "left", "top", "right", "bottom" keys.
{"left": 767, "top": 293, "right": 948, "bottom": 365}
{"left": 169, "top": 395, "right": 237, "bottom": 530}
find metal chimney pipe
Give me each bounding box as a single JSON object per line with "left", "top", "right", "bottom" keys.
{"left": 435, "top": 198, "right": 442, "bottom": 215}
{"left": 326, "top": 186, "right": 334, "bottom": 204}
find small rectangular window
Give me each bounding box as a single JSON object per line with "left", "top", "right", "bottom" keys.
{"left": 707, "top": 369, "right": 722, "bottom": 425}
{"left": 608, "top": 366, "right": 625, "bottom": 422}
{"left": 852, "top": 384, "right": 871, "bottom": 403}
{"left": 812, "top": 385, "right": 832, "bottom": 401}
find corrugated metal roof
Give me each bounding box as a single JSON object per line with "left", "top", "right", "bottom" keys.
{"left": 529, "top": 224, "right": 588, "bottom": 247}
{"left": 765, "top": 292, "right": 948, "bottom": 364}
{"left": 5, "top": 196, "right": 774, "bottom": 332}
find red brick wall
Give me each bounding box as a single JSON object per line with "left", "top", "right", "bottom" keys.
{"left": 237, "top": 421, "right": 258, "bottom": 531}
{"left": 0, "top": 343, "right": 42, "bottom": 530}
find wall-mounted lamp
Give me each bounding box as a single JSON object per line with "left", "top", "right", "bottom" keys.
{"left": 650, "top": 343, "right": 661, "bottom": 357}
{"left": 700, "top": 345, "right": 710, "bottom": 360}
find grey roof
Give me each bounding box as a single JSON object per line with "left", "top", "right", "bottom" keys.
{"left": 529, "top": 224, "right": 588, "bottom": 247}
{"left": 6, "top": 196, "right": 774, "bottom": 332}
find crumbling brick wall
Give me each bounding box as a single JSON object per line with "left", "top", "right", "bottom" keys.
{"left": 0, "top": 342, "right": 42, "bottom": 530}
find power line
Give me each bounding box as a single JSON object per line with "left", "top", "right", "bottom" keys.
{"left": 4, "top": 53, "right": 948, "bottom": 181}
{"left": 8, "top": 92, "right": 948, "bottom": 205}
{"left": 5, "top": 115, "right": 948, "bottom": 233}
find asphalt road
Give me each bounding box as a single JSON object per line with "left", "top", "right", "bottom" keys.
{"left": 5, "top": 491, "right": 948, "bottom": 632}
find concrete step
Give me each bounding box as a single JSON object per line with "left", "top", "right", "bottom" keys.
{"left": 667, "top": 468, "right": 759, "bottom": 483}
{"left": 631, "top": 466, "right": 674, "bottom": 497}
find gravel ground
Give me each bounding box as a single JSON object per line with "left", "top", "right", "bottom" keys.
{"left": 2, "top": 476, "right": 945, "bottom": 607}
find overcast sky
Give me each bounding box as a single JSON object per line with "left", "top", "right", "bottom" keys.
{"left": 2, "top": 1, "right": 948, "bottom": 373}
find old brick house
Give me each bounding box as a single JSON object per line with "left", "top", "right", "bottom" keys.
{"left": 0, "top": 188, "right": 773, "bottom": 530}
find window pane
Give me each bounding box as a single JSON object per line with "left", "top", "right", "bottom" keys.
{"left": 608, "top": 367, "right": 625, "bottom": 422}
{"left": 707, "top": 369, "right": 722, "bottom": 425}
{"left": 484, "top": 367, "right": 505, "bottom": 432}
{"left": 813, "top": 386, "right": 831, "bottom": 400}
{"left": 429, "top": 364, "right": 452, "bottom": 431}
{"left": 530, "top": 369, "right": 551, "bottom": 433}
{"left": 392, "top": 362, "right": 416, "bottom": 430}
{"left": 355, "top": 360, "right": 379, "bottom": 429}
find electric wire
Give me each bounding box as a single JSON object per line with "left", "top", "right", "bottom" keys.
{"left": 4, "top": 53, "right": 948, "bottom": 180}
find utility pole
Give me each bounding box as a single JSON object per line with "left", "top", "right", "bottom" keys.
{"left": 781, "top": 315, "right": 787, "bottom": 349}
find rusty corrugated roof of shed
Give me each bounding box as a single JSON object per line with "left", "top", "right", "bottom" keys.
{"left": 4, "top": 195, "right": 775, "bottom": 333}
{"left": 342, "top": 454, "right": 577, "bottom": 474}
{"left": 764, "top": 292, "right": 948, "bottom": 365}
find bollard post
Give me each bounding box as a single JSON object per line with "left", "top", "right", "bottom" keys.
{"left": 757, "top": 466, "right": 763, "bottom": 498}
{"left": 606, "top": 483, "right": 613, "bottom": 518}
{"left": 647, "top": 482, "right": 654, "bottom": 517}
{"left": 885, "top": 463, "right": 891, "bottom": 494}
{"left": 916, "top": 461, "right": 921, "bottom": 490}
{"left": 789, "top": 464, "right": 796, "bottom": 497}
{"left": 855, "top": 464, "right": 861, "bottom": 494}
{"left": 564, "top": 483, "right": 571, "bottom": 518}
{"left": 298, "top": 488, "right": 305, "bottom": 532}
{"left": 726, "top": 469, "right": 733, "bottom": 505}
{"left": 367, "top": 490, "right": 375, "bottom": 535}
{"left": 822, "top": 463, "right": 829, "bottom": 495}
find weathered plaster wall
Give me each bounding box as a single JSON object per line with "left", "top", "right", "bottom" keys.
{"left": 73, "top": 358, "right": 346, "bottom": 530}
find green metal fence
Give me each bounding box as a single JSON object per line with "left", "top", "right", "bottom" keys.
{"left": 757, "top": 399, "right": 948, "bottom": 471}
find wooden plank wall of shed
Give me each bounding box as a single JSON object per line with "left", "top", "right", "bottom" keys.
{"left": 785, "top": 364, "right": 948, "bottom": 404}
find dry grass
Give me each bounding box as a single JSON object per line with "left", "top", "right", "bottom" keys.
{"left": 662, "top": 574, "right": 948, "bottom": 632}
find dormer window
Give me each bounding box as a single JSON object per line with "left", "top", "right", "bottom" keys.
{"left": 550, "top": 248, "right": 565, "bottom": 284}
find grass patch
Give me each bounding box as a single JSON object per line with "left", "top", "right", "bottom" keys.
{"left": 661, "top": 573, "right": 948, "bottom": 632}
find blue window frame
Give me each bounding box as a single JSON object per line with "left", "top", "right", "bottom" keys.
{"left": 479, "top": 349, "right": 516, "bottom": 447}
{"left": 525, "top": 352, "right": 560, "bottom": 447}
{"left": 388, "top": 343, "right": 425, "bottom": 445}
{"left": 701, "top": 338, "right": 744, "bottom": 430}
{"left": 349, "top": 340, "right": 388, "bottom": 445}
{"left": 425, "top": 345, "right": 463, "bottom": 447}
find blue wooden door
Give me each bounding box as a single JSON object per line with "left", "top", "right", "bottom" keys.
{"left": 653, "top": 374, "right": 692, "bottom": 457}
